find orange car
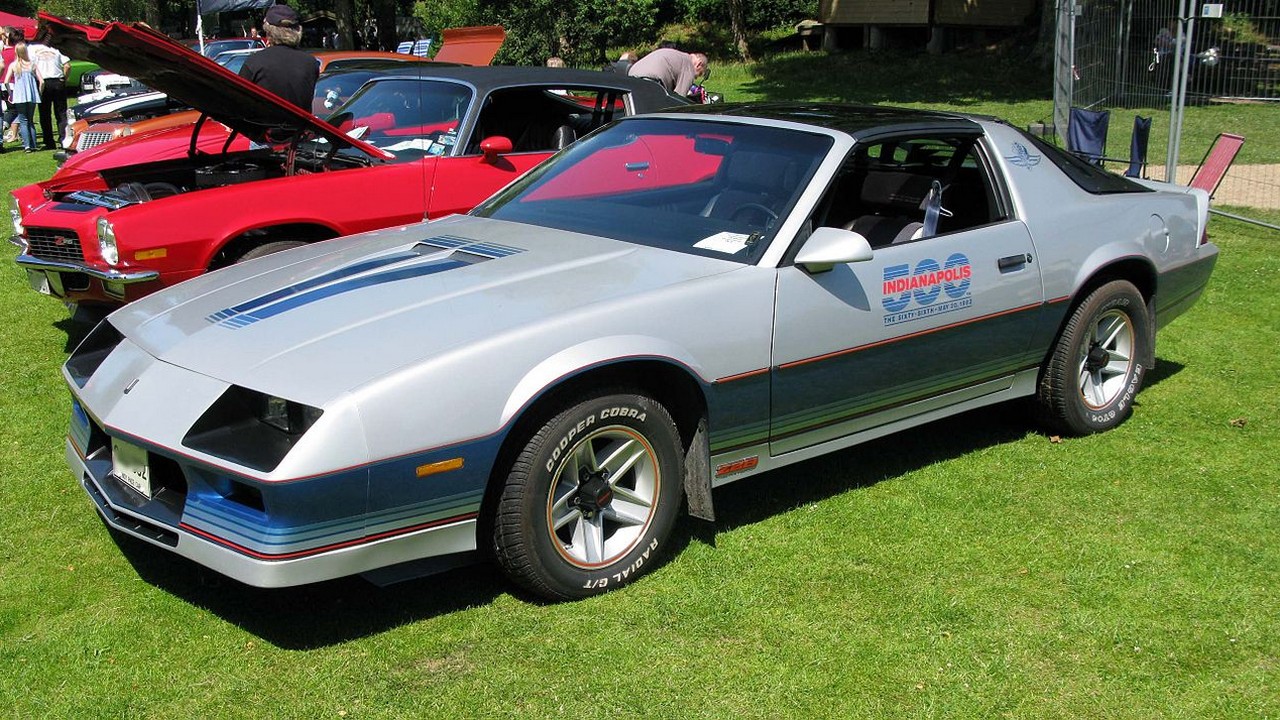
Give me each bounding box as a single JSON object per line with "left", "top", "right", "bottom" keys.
{"left": 63, "top": 29, "right": 504, "bottom": 155}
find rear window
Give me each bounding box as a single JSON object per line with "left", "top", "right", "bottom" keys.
{"left": 1020, "top": 130, "right": 1152, "bottom": 195}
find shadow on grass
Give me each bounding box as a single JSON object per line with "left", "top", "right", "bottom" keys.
{"left": 105, "top": 359, "right": 1185, "bottom": 648}
{"left": 52, "top": 305, "right": 109, "bottom": 354}
{"left": 702, "top": 402, "right": 1029, "bottom": 534}
{"left": 734, "top": 50, "right": 1052, "bottom": 107}
{"left": 108, "top": 525, "right": 508, "bottom": 650}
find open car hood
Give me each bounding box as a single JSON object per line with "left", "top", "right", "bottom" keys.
{"left": 433, "top": 25, "right": 505, "bottom": 65}
{"left": 38, "top": 12, "right": 391, "bottom": 159}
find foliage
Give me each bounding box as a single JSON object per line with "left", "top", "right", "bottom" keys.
{"left": 469, "top": 0, "right": 659, "bottom": 66}
{"left": 1218, "top": 12, "right": 1271, "bottom": 47}
{"left": 411, "top": 0, "right": 480, "bottom": 39}
{"left": 674, "top": 0, "right": 816, "bottom": 30}
{"left": 33, "top": 0, "right": 152, "bottom": 23}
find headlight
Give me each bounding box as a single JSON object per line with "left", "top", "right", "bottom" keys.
{"left": 257, "top": 394, "right": 324, "bottom": 435}
{"left": 97, "top": 217, "right": 119, "bottom": 265}
{"left": 183, "top": 387, "right": 325, "bottom": 472}
{"left": 9, "top": 196, "right": 22, "bottom": 237}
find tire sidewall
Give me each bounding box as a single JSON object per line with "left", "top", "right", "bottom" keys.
{"left": 518, "top": 394, "right": 682, "bottom": 599}
{"left": 1061, "top": 282, "right": 1150, "bottom": 433}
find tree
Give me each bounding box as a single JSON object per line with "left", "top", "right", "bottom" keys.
{"left": 727, "top": 0, "right": 751, "bottom": 61}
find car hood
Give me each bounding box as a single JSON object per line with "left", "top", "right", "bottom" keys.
{"left": 433, "top": 25, "right": 506, "bottom": 65}
{"left": 107, "top": 216, "right": 739, "bottom": 404}
{"left": 39, "top": 12, "right": 390, "bottom": 160}
{"left": 55, "top": 123, "right": 245, "bottom": 180}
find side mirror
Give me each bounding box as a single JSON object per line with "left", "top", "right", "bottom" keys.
{"left": 794, "top": 226, "right": 874, "bottom": 274}
{"left": 480, "top": 136, "right": 513, "bottom": 164}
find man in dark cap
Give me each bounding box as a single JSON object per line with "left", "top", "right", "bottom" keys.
{"left": 238, "top": 3, "right": 318, "bottom": 110}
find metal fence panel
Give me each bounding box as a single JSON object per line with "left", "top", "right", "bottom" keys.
{"left": 1055, "top": 0, "right": 1279, "bottom": 217}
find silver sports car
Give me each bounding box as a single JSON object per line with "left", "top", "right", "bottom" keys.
{"left": 61, "top": 104, "right": 1217, "bottom": 599}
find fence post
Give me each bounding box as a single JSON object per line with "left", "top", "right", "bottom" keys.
{"left": 1052, "top": 0, "right": 1075, "bottom": 138}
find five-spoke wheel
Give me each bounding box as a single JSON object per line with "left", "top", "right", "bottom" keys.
{"left": 493, "top": 392, "right": 683, "bottom": 599}
{"left": 1037, "top": 279, "right": 1150, "bottom": 435}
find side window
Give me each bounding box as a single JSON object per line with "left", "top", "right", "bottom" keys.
{"left": 813, "top": 135, "right": 1005, "bottom": 248}
{"left": 466, "top": 87, "right": 629, "bottom": 154}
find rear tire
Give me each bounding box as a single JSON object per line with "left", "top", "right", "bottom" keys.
{"left": 492, "top": 392, "right": 683, "bottom": 600}
{"left": 1036, "top": 280, "right": 1150, "bottom": 435}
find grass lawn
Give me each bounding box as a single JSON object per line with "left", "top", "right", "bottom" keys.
{"left": 1, "top": 58, "right": 1278, "bottom": 718}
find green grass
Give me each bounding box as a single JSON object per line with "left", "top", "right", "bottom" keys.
{"left": 2, "top": 61, "right": 1279, "bottom": 718}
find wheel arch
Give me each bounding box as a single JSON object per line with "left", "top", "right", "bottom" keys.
{"left": 475, "top": 356, "right": 711, "bottom": 557}
{"left": 1059, "top": 255, "right": 1158, "bottom": 368}
{"left": 206, "top": 222, "right": 343, "bottom": 270}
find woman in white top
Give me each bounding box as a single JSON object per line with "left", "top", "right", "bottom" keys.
{"left": 2, "top": 41, "right": 41, "bottom": 152}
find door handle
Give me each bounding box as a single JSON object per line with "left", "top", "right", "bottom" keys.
{"left": 998, "top": 253, "right": 1032, "bottom": 271}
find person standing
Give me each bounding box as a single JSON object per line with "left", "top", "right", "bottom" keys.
{"left": 627, "top": 47, "right": 708, "bottom": 98}
{"left": 2, "top": 41, "right": 42, "bottom": 152}
{"left": 27, "top": 35, "right": 69, "bottom": 150}
{"left": 2, "top": 27, "right": 19, "bottom": 147}
{"left": 238, "top": 4, "right": 318, "bottom": 110}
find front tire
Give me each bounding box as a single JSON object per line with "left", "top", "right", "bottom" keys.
{"left": 235, "top": 240, "right": 308, "bottom": 263}
{"left": 493, "top": 392, "right": 683, "bottom": 600}
{"left": 1036, "top": 280, "right": 1151, "bottom": 435}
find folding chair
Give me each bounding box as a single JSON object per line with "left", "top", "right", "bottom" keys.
{"left": 1125, "top": 116, "right": 1152, "bottom": 178}
{"left": 1067, "top": 107, "right": 1110, "bottom": 166}
{"left": 1188, "top": 133, "right": 1245, "bottom": 199}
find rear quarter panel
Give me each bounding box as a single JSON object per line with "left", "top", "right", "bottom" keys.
{"left": 983, "top": 122, "right": 1211, "bottom": 332}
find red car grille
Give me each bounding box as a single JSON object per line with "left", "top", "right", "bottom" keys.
{"left": 76, "top": 131, "right": 115, "bottom": 151}
{"left": 26, "top": 228, "right": 86, "bottom": 263}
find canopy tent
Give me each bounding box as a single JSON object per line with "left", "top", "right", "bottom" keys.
{"left": 195, "top": 0, "right": 274, "bottom": 53}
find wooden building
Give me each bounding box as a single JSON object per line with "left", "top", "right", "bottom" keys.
{"left": 819, "top": 0, "right": 1037, "bottom": 50}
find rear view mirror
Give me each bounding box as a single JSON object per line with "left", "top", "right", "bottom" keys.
{"left": 693, "top": 136, "right": 730, "bottom": 156}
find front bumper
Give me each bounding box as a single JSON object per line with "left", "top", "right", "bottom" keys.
{"left": 14, "top": 236, "right": 160, "bottom": 304}
{"left": 15, "top": 251, "right": 160, "bottom": 284}
{"left": 68, "top": 437, "right": 480, "bottom": 588}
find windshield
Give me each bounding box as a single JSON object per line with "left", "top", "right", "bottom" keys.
{"left": 473, "top": 117, "right": 833, "bottom": 263}
{"left": 319, "top": 78, "right": 472, "bottom": 162}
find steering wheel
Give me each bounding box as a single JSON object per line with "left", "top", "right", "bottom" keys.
{"left": 730, "top": 202, "right": 779, "bottom": 226}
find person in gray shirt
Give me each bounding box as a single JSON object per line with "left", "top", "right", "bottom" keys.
{"left": 628, "top": 47, "right": 707, "bottom": 98}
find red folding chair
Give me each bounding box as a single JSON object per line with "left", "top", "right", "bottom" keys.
{"left": 1188, "top": 133, "right": 1245, "bottom": 199}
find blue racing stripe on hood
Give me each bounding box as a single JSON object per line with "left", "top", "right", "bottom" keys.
{"left": 204, "top": 234, "right": 526, "bottom": 329}
{"left": 208, "top": 257, "right": 469, "bottom": 328}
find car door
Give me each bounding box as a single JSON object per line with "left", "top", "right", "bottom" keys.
{"left": 427, "top": 85, "right": 631, "bottom": 217}
{"left": 769, "top": 134, "right": 1044, "bottom": 455}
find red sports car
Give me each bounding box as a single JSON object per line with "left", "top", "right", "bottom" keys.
{"left": 13, "top": 14, "right": 686, "bottom": 308}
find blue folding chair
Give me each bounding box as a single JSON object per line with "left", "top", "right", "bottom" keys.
{"left": 1125, "top": 116, "right": 1152, "bottom": 178}
{"left": 1067, "top": 107, "right": 1111, "bottom": 166}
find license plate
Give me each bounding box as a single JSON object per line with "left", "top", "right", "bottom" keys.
{"left": 26, "top": 270, "right": 51, "bottom": 295}
{"left": 111, "top": 438, "right": 152, "bottom": 498}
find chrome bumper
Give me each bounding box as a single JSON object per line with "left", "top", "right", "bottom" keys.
{"left": 15, "top": 252, "right": 159, "bottom": 284}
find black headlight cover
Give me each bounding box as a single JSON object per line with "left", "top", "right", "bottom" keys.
{"left": 65, "top": 320, "right": 125, "bottom": 388}
{"left": 183, "top": 387, "right": 323, "bottom": 472}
